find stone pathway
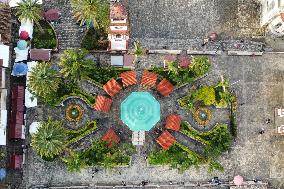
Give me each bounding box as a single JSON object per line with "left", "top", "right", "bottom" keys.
{"left": 43, "top": 0, "right": 84, "bottom": 50}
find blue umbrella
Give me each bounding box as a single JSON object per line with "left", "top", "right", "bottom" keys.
{"left": 17, "top": 40, "right": 28, "bottom": 50}
{"left": 0, "top": 168, "right": 6, "bottom": 180}
{"left": 13, "top": 63, "right": 28, "bottom": 76}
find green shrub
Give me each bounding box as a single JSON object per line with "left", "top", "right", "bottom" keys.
{"left": 32, "top": 21, "right": 57, "bottom": 49}
{"left": 194, "top": 86, "right": 216, "bottom": 106}
{"left": 190, "top": 56, "right": 210, "bottom": 77}
{"left": 63, "top": 150, "right": 86, "bottom": 172}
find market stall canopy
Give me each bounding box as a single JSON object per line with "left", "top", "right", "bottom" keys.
{"left": 141, "top": 70, "right": 157, "bottom": 88}
{"left": 94, "top": 96, "right": 112, "bottom": 113}
{"left": 103, "top": 78, "right": 122, "bottom": 97}
{"left": 14, "top": 47, "right": 29, "bottom": 62}
{"left": 101, "top": 128, "right": 120, "bottom": 148}
{"left": 44, "top": 9, "right": 60, "bottom": 21}
{"left": 30, "top": 49, "right": 51, "bottom": 61}
{"left": 12, "top": 62, "right": 28, "bottom": 76}
{"left": 157, "top": 79, "right": 174, "bottom": 96}
{"left": 120, "top": 70, "right": 137, "bottom": 87}
{"left": 165, "top": 114, "right": 181, "bottom": 131}
{"left": 19, "top": 19, "right": 33, "bottom": 39}
{"left": 156, "top": 130, "right": 176, "bottom": 150}
{"left": 17, "top": 40, "right": 28, "bottom": 50}
{"left": 19, "top": 31, "right": 29, "bottom": 40}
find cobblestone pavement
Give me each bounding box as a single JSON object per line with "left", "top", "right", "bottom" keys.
{"left": 22, "top": 53, "right": 284, "bottom": 188}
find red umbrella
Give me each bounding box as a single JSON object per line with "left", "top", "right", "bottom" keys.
{"left": 19, "top": 31, "right": 29, "bottom": 40}
{"left": 233, "top": 175, "right": 244, "bottom": 186}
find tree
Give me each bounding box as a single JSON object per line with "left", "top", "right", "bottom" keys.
{"left": 63, "top": 151, "right": 86, "bottom": 172}
{"left": 32, "top": 118, "right": 67, "bottom": 159}
{"left": 167, "top": 61, "right": 179, "bottom": 75}
{"left": 59, "top": 49, "right": 96, "bottom": 84}
{"left": 15, "top": 0, "right": 42, "bottom": 27}
{"left": 194, "top": 86, "right": 216, "bottom": 105}
{"left": 71, "top": 0, "right": 109, "bottom": 33}
{"left": 28, "top": 62, "right": 61, "bottom": 100}
{"left": 133, "top": 41, "right": 144, "bottom": 57}
{"left": 191, "top": 56, "right": 210, "bottom": 77}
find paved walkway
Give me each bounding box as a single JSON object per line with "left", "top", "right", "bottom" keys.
{"left": 43, "top": 0, "right": 84, "bottom": 50}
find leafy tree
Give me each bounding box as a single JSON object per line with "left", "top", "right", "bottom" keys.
{"left": 28, "top": 62, "right": 61, "bottom": 100}
{"left": 191, "top": 56, "right": 210, "bottom": 77}
{"left": 15, "top": 0, "right": 42, "bottom": 27}
{"left": 71, "top": 0, "right": 109, "bottom": 33}
{"left": 194, "top": 86, "right": 216, "bottom": 105}
{"left": 167, "top": 61, "right": 179, "bottom": 75}
{"left": 32, "top": 118, "right": 67, "bottom": 159}
{"left": 59, "top": 49, "right": 96, "bottom": 84}
{"left": 63, "top": 151, "right": 86, "bottom": 172}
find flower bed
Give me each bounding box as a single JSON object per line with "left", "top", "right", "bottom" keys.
{"left": 65, "top": 104, "right": 84, "bottom": 122}
{"left": 193, "top": 107, "right": 212, "bottom": 126}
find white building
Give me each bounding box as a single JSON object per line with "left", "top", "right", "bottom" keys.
{"left": 259, "top": 0, "right": 284, "bottom": 36}
{"left": 108, "top": 2, "right": 129, "bottom": 52}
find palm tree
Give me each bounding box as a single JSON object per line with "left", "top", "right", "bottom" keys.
{"left": 15, "top": 0, "right": 42, "bottom": 26}
{"left": 59, "top": 49, "right": 96, "bottom": 84}
{"left": 32, "top": 118, "right": 67, "bottom": 159}
{"left": 28, "top": 62, "right": 61, "bottom": 99}
{"left": 133, "top": 41, "right": 144, "bottom": 57}
{"left": 71, "top": 0, "right": 109, "bottom": 33}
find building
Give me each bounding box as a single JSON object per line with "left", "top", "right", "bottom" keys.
{"left": 108, "top": 2, "right": 129, "bottom": 52}
{"left": 259, "top": 0, "right": 284, "bottom": 36}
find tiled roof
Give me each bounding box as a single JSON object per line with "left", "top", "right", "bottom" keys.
{"left": 110, "top": 2, "right": 127, "bottom": 20}
{"left": 94, "top": 96, "right": 112, "bottom": 113}
{"left": 140, "top": 70, "right": 157, "bottom": 88}
{"left": 157, "top": 79, "right": 174, "bottom": 96}
{"left": 156, "top": 130, "right": 176, "bottom": 150}
{"left": 120, "top": 70, "right": 137, "bottom": 87}
{"left": 30, "top": 49, "right": 51, "bottom": 61}
{"left": 0, "top": 6, "right": 12, "bottom": 44}
{"left": 165, "top": 114, "right": 181, "bottom": 131}
{"left": 101, "top": 128, "right": 120, "bottom": 148}
{"left": 103, "top": 78, "right": 122, "bottom": 97}
{"left": 44, "top": 9, "right": 60, "bottom": 21}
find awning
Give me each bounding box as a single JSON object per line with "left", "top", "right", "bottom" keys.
{"left": 12, "top": 63, "right": 28, "bottom": 76}
{"left": 10, "top": 154, "right": 23, "bottom": 169}
{"left": 14, "top": 47, "right": 29, "bottom": 62}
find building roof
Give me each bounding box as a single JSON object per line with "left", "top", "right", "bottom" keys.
{"left": 44, "top": 9, "right": 60, "bottom": 21}
{"left": 140, "top": 70, "right": 157, "bottom": 88}
{"left": 157, "top": 79, "right": 174, "bottom": 96}
{"left": 111, "top": 56, "right": 123, "bottom": 67}
{"left": 103, "top": 78, "right": 122, "bottom": 97}
{"left": 94, "top": 96, "right": 112, "bottom": 113}
{"left": 156, "top": 130, "right": 176, "bottom": 150}
{"left": 123, "top": 54, "right": 135, "bottom": 68}
{"left": 0, "top": 6, "right": 11, "bottom": 44}
{"left": 101, "top": 128, "right": 120, "bottom": 148}
{"left": 9, "top": 85, "right": 25, "bottom": 139}
{"left": 110, "top": 40, "right": 127, "bottom": 51}
{"left": 110, "top": 2, "right": 127, "bottom": 20}
{"left": 30, "top": 49, "right": 51, "bottom": 61}
{"left": 10, "top": 154, "right": 23, "bottom": 169}
{"left": 165, "top": 114, "right": 181, "bottom": 131}
{"left": 120, "top": 70, "right": 137, "bottom": 87}
{"left": 179, "top": 55, "right": 191, "bottom": 68}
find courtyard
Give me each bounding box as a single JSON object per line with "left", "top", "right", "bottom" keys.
{"left": 23, "top": 53, "right": 284, "bottom": 188}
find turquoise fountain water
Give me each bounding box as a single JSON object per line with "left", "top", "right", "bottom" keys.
{"left": 121, "top": 92, "right": 160, "bottom": 131}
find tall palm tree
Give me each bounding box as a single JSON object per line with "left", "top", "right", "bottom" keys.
{"left": 71, "top": 0, "right": 109, "bottom": 33}
{"left": 59, "top": 49, "right": 96, "bottom": 84}
{"left": 28, "top": 62, "right": 61, "bottom": 99}
{"left": 15, "top": 0, "right": 42, "bottom": 26}
{"left": 32, "top": 118, "right": 67, "bottom": 159}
